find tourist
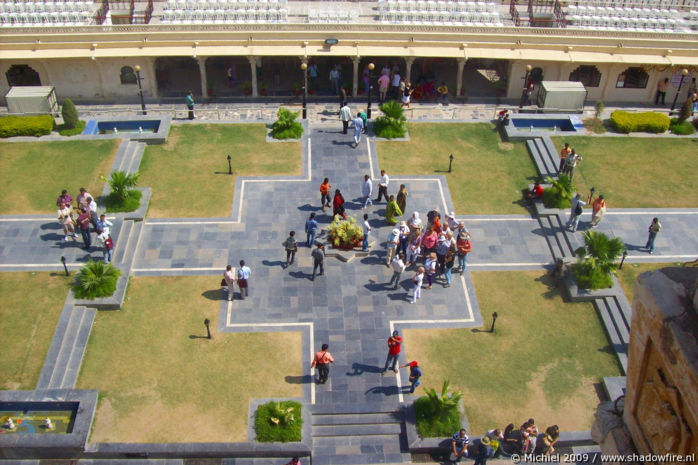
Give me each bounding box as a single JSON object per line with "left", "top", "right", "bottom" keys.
{"left": 445, "top": 212, "right": 459, "bottom": 233}
{"left": 401, "top": 81, "right": 413, "bottom": 108}
{"left": 305, "top": 212, "right": 318, "bottom": 248}
{"left": 283, "top": 231, "right": 297, "bottom": 268}
{"left": 86, "top": 196, "right": 98, "bottom": 229}
{"left": 525, "top": 182, "right": 544, "bottom": 204}
{"left": 56, "top": 189, "right": 73, "bottom": 208}
{"left": 655, "top": 77, "right": 669, "bottom": 106}
{"left": 237, "top": 260, "right": 251, "bottom": 299}
{"left": 320, "top": 178, "right": 331, "bottom": 212}
{"left": 386, "top": 228, "right": 400, "bottom": 267}
{"left": 311, "top": 242, "right": 325, "bottom": 280}
{"left": 308, "top": 62, "right": 318, "bottom": 89}
{"left": 542, "top": 425, "right": 560, "bottom": 456}
{"left": 376, "top": 169, "right": 390, "bottom": 203}
{"left": 76, "top": 187, "right": 92, "bottom": 211}
{"left": 398, "top": 220, "right": 410, "bottom": 255}
{"left": 223, "top": 264, "right": 236, "bottom": 301}
{"left": 427, "top": 208, "right": 442, "bottom": 232}
{"left": 95, "top": 213, "right": 113, "bottom": 235}
{"left": 411, "top": 266, "right": 425, "bottom": 304}
{"left": 76, "top": 208, "right": 92, "bottom": 249}
{"left": 472, "top": 436, "right": 492, "bottom": 465}
{"left": 406, "top": 231, "right": 422, "bottom": 268}
{"left": 185, "top": 90, "right": 195, "bottom": 120}
{"left": 382, "top": 330, "right": 403, "bottom": 374}
{"left": 227, "top": 64, "right": 235, "bottom": 86}
{"left": 562, "top": 150, "right": 582, "bottom": 180}
{"left": 330, "top": 65, "right": 340, "bottom": 96}
{"left": 455, "top": 229, "right": 472, "bottom": 273}
{"left": 645, "top": 217, "right": 661, "bottom": 254}
{"left": 407, "top": 211, "right": 422, "bottom": 235}
{"left": 57, "top": 201, "right": 78, "bottom": 241}
{"left": 421, "top": 226, "right": 438, "bottom": 257}
{"left": 566, "top": 193, "right": 586, "bottom": 232}
{"left": 450, "top": 428, "right": 469, "bottom": 462}
{"left": 389, "top": 252, "right": 406, "bottom": 290}
{"left": 558, "top": 142, "right": 572, "bottom": 173}
{"left": 351, "top": 112, "right": 364, "bottom": 147}
{"left": 339, "top": 102, "right": 352, "bottom": 134}
{"left": 486, "top": 428, "right": 504, "bottom": 458}
{"left": 385, "top": 195, "right": 402, "bottom": 225}
{"left": 436, "top": 233, "right": 450, "bottom": 276}
{"left": 98, "top": 229, "right": 114, "bottom": 264}
{"left": 359, "top": 109, "right": 368, "bottom": 134}
{"left": 425, "top": 252, "right": 437, "bottom": 290}
{"left": 285, "top": 457, "right": 301, "bottom": 465}
{"left": 311, "top": 343, "right": 334, "bottom": 384}
{"left": 437, "top": 81, "right": 449, "bottom": 102}
{"left": 399, "top": 360, "right": 422, "bottom": 393}
{"left": 362, "top": 174, "right": 373, "bottom": 209}
{"left": 396, "top": 184, "right": 408, "bottom": 214}
{"left": 590, "top": 195, "right": 606, "bottom": 228}
{"left": 520, "top": 419, "right": 538, "bottom": 454}
{"left": 378, "top": 71, "right": 390, "bottom": 103}
{"left": 443, "top": 236, "right": 456, "bottom": 288}
{"left": 391, "top": 70, "right": 401, "bottom": 100}
{"left": 362, "top": 213, "right": 371, "bottom": 251}
{"left": 333, "top": 189, "right": 346, "bottom": 219}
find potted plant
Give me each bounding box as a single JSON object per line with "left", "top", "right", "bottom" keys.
{"left": 241, "top": 80, "right": 251, "bottom": 96}
{"left": 328, "top": 215, "right": 364, "bottom": 250}
{"left": 206, "top": 80, "right": 215, "bottom": 97}
{"left": 259, "top": 82, "right": 268, "bottom": 96}
{"left": 293, "top": 81, "right": 302, "bottom": 96}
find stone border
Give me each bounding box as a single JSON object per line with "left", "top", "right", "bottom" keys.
{"left": 504, "top": 113, "right": 584, "bottom": 140}
{"left": 404, "top": 398, "right": 468, "bottom": 454}
{"left": 371, "top": 127, "right": 410, "bottom": 142}
{"left": 67, "top": 272, "right": 129, "bottom": 311}
{"left": 0, "top": 389, "right": 98, "bottom": 460}
{"left": 113, "top": 187, "right": 150, "bottom": 222}
{"left": 80, "top": 115, "right": 171, "bottom": 145}
{"left": 564, "top": 265, "right": 623, "bottom": 302}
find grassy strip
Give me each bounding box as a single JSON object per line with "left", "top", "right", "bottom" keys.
{"left": 414, "top": 396, "right": 461, "bottom": 438}
{"left": 104, "top": 189, "right": 142, "bottom": 213}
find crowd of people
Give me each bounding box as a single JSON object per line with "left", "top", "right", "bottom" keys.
{"left": 55, "top": 187, "right": 114, "bottom": 264}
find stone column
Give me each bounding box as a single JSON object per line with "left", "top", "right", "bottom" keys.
{"left": 404, "top": 57, "right": 415, "bottom": 85}
{"left": 247, "top": 56, "right": 258, "bottom": 97}
{"left": 146, "top": 57, "right": 159, "bottom": 98}
{"left": 352, "top": 56, "right": 360, "bottom": 98}
{"left": 197, "top": 57, "right": 207, "bottom": 98}
{"left": 456, "top": 58, "right": 466, "bottom": 97}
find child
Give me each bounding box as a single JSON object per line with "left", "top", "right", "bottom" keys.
{"left": 98, "top": 229, "right": 114, "bottom": 264}
{"left": 411, "top": 266, "right": 425, "bottom": 304}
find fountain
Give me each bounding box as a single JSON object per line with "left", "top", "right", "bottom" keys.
{"left": 0, "top": 402, "right": 77, "bottom": 434}
{"left": 113, "top": 127, "right": 118, "bottom": 134}
{"left": 138, "top": 126, "right": 143, "bottom": 133}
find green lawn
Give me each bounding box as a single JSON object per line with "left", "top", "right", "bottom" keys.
{"left": 76, "top": 276, "right": 302, "bottom": 442}
{"left": 376, "top": 123, "right": 538, "bottom": 215}
{"left": 140, "top": 124, "right": 301, "bottom": 218}
{"left": 404, "top": 271, "right": 621, "bottom": 435}
{"left": 0, "top": 272, "right": 71, "bottom": 390}
{"left": 0, "top": 139, "right": 118, "bottom": 214}
{"left": 550, "top": 136, "right": 698, "bottom": 208}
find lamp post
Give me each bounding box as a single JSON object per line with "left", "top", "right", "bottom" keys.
{"left": 489, "top": 312, "right": 498, "bottom": 333}
{"left": 619, "top": 250, "right": 628, "bottom": 270}
{"left": 448, "top": 154, "right": 454, "bottom": 173}
{"left": 60, "top": 256, "right": 69, "bottom": 276}
{"left": 670, "top": 68, "right": 689, "bottom": 114}
{"left": 204, "top": 318, "right": 211, "bottom": 339}
{"left": 134, "top": 65, "right": 147, "bottom": 115}
{"left": 519, "top": 64, "right": 532, "bottom": 109}
{"left": 227, "top": 155, "right": 232, "bottom": 175}
{"left": 300, "top": 62, "right": 308, "bottom": 120}
{"left": 367, "top": 62, "right": 375, "bottom": 119}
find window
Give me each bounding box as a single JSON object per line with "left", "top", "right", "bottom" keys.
{"left": 616, "top": 67, "right": 649, "bottom": 89}
{"left": 569, "top": 65, "right": 601, "bottom": 88}
{"left": 120, "top": 66, "right": 137, "bottom": 85}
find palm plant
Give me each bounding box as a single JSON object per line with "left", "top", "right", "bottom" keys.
{"left": 573, "top": 230, "right": 625, "bottom": 290}
{"left": 543, "top": 173, "right": 573, "bottom": 209}
{"left": 72, "top": 260, "right": 121, "bottom": 299}
{"left": 269, "top": 401, "right": 296, "bottom": 426}
{"left": 424, "top": 380, "right": 463, "bottom": 416}
{"left": 102, "top": 170, "right": 140, "bottom": 202}
{"left": 271, "top": 107, "right": 303, "bottom": 139}
{"left": 374, "top": 100, "right": 407, "bottom": 139}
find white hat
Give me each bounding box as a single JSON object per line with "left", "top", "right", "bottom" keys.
{"left": 392, "top": 228, "right": 400, "bottom": 235}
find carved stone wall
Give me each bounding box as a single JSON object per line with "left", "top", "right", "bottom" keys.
{"left": 624, "top": 268, "right": 698, "bottom": 457}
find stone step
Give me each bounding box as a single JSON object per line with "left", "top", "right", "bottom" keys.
{"left": 222, "top": 460, "right": 307, "bottom": 465}
{"left": 312, "top": 422, "right": 403, "bottom": 437}
{"left": 613, "top": 293, "right": 633, "bottom": 330}
{"left": 47, "top": 306, "right": 91, "bottom": 389}
{"left": 539, "top": 216, "right": 563, "bottom": 260}
{"left": 542, "top": 136, "right": 561, "bottom": 172}
{"left": 311, "top": 402, "right": 401, "bottom": 415}
{"left": 115, "top": 220, "right": 143, "bottom": 271}
{"left": 36, "top": 303, "right": 75, "bottom": 389}
{"left": 115, "top": 140, "right": 138, "bottom": 173}
{"left": 112, "top": 219, "right": 133, "bottom": 266}
{"left": 594, "top": 298, "right": 628, "bottom": 374}
{"left": 0, "top": 460, "right": 40, "bottom": 465}
{"left": 312, "top": 411, "right": 404, "bottom": 426}
{"left": 60, "top": 306, "right": 97, "bottom": 388}
{"left": 125, "top": 142, "right": 146, "bottom": 174}
{"left": 603, "top": 297, "right": 630, "bottom": 344}
{"left": 77, "top": 460, "right": 183, "bottom": 465}
{"left": 550, "top": 214, "right": 575, "bottom": 257}
{"left": 534, "top": 137, "right": 557, "bottom": 177}
{"left": 310, "top": 448, "right": 410, "bottom": 465}
{"left": 526, "top": 139, "right": 550, "bottom": 180}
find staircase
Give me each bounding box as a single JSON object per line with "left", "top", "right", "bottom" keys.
{"left": 112, "top": 219, "right": 143, "bottom": 272}
{"left": 593, "top": 293, "right": 632, "bottom": 374}
{"left": 311, "top": 404, "right": 410, "bottom": 465}
{"left": 36, "top": 304, "right": 96, "bottom": 389}
{"left": 526, "top": 136, "right": 560, "bottom": 180}
{"left": 101, "top": 140, "right": 146, "bottom": 199}
{"left": 537, "top": 213, "right": 577, "bottom": 261}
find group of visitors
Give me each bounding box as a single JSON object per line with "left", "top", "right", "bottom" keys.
{"left": 558, "top": 142, "right": 582, "bottom": 180}
{"left": 221, "top": 261, "right": 252, "bottom": 301}
{"left": 339, "top": 102, "right": 367, "bottom": 147}
{"left": 55, "top": 187, "right": 114, "bottom": 263}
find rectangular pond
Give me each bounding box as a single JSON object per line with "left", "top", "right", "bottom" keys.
{"left": 503, "top": 113, "right": 584, "bottom": 140}
{"left": 1, "top": 401, "right": 78, "bottom": 434}
{"left": 77, "top": 115, "right": 171, "bottom": 144}
{"left": 83, "top": 119, "right": 160, "bottom": 135}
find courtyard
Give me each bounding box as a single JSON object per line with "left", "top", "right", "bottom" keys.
{"left": 1, "top": 104, "right": 697, "bottom": 464}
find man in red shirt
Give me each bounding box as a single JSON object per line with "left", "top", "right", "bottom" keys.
{"left": 76, "top": 208, "right": 92, "bottom": 249}
{"left": 382, "top": 330, "right": 403, "bottom": 375}
{"left": 311, "top": 343, "right": 334, "bottom": 384}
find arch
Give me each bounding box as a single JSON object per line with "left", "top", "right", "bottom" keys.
{"left": 569, "top": 65, "right": 602, "bottom": 88}
{"left": 154, "top": 57, "right": 202, "bottom": 97}
{"left": 616, "top": 67, "right": 649, "bottom": 89}
{"left": 530, "top": 67, "right": 544, "bottom": 84}
{"left": 6, "top": 64, "right": 41, "bottom": 87}
{"left": 120, "top": 66, "right": 137, "bottom": 85}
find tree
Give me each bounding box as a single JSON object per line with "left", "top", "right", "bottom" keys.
{"left": 72, "top": 260, "right": 121, "bottom": 299}
{"left": 61, "top": 98, "right": 78, "bottom": 129}
{"left": 423, "top": 380, "right": 463, "bottom": 416}
{"left": 102, "top": 170, "right": 139, "bottom": 201}
{"left": 573, "top": 230, "right": 625, "bottom": 289}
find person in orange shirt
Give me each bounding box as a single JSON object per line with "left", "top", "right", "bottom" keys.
{"left": 320, "top": 178, "right": 331, "bottom": 212}
{"left": 558, "top": 143, "right": 572, "bottom": 173}
{"left": 311, "top": 343, "right": 334, "bottom": 384}
{"left": 591, "top": 195, "right": 606, "bottom": 228}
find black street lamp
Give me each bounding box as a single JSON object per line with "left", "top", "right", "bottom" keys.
{"left": 670, "top": 68, "right": 689, "bottom": 114}
{"left": 367, "top": 62, "right": 375, "bottom": 119}
{"left": 489, "top": 312, "right": 498, "bottom": 333}
{"left": 204, "top": 318, "right": 212, "bottom": 339}
{"left": 227, "top": 155, "right": 232, "bottom": 175}
{"left": 448, "top": 154, "right": 454, "bottom": 173}
{"left": 134, "top": 65, "right": 147, "bottom": 115}
{"left": 619, "top": 250, "right": 628, "bottom": 270}
{"left": 300, "top": 62, "right": 308, "bottom": 120}
{"left": 60, "top": 256, "right": 69, "bottom": 276}
{"left": 519, "top": 64, "right": 532, "bottom": 109}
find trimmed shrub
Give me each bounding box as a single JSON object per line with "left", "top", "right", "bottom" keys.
{"left": 271, "top": 107, "right": 303, "bottom": 140}
{"left": 254, "top": 400, "right": 303, "bottom": 442}
{"left": 609, "top": 111, "right": 670, "bottom": 134}
{"left": 61, "top": 99, "right": 79, "bottom": 129}
{"left": 669, "top": 117, "right": 696, "bottom": 135}
{"left": 374, "top": 100, "right": 407, "bottom": 139}
{"left": 0, "top": 115, "right": 54, "bottom": 138}
{"left": 678, "top": 97, "right": 693, "bottom": 123}
{"left": 72, "top": 261, "right": 121, "bottom": 299}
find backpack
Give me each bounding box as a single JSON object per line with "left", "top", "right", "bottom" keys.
{"left": 574, "top": 202, "right": 583, "bottom": 216}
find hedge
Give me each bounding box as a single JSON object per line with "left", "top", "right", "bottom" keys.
{"left": 0, "top": 115, "right": 55, "bottom": 138}
{"left": 609, "top": 110, "right": 670, "bottom": 134}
